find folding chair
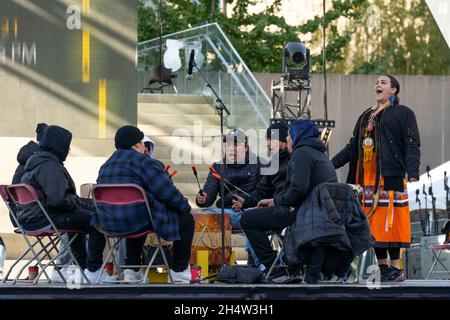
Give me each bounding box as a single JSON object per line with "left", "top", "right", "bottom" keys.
{"left": 0, "top": 185, "right": 52, "bottom": 283}
{"left": 264, "top": 231, "right": 291, "bottom": 280}
{"left": 91, "top": 183, "right": 173, "bottom": 284}
{"left": 426, "top": 238, "right": 450, "bottom": 280}
{"left": 235, "top": 220, "right": 288, "bottom": 279}
{"left": 4, "top": 184, "right": 90, "bottom": 284}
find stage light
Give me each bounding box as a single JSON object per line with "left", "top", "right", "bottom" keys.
{"left": 283, "top": 42, "right": 310, "bottom": 81}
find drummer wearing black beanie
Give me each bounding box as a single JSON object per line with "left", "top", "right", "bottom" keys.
{"left": 232, "top": 121, "right": 290, "bottom": 212}
{"left": 98, "top": 125, "right": 194, "bottom": 283}
{"left": 114, "top": 125, "right": 145, "bottom": 150}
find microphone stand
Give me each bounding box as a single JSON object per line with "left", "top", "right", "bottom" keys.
{"left": 429, "top": 185, "right": 437, "bottom": 236}
{"left": 423, "top": 184, "right": 429, "bottom": 236}
{"left": 192, "top": 61, "right": 230, "bottom": 266}
{"left": 416, "top": 189, "right": 425, "bottom": 236}
{"left": 445, "top": 171, "right": 450, "bottom": 220}
{"left": 427, "top": 167, "right": 438, "bottom": 236}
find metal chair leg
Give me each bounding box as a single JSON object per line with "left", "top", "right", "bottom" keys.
{"left": 265, "top": 249, "right": 283, "bottom": 280}
{"left": 3, "top": 242, "right": 35, "bottom": 283}
{"left": 426, "top": 249, "right": 448, "bottom": 280}
{"left": 153, "top": 235, "right": 173, "bottom": 283}
{"left": 426, "top": 253, "right": 439, "bottom": 280}
{"left": 96, "top": 238, "right": 121, "bottom": 284}
{"left": 36, "top": 236, "right": 66, "bottom": 284}
{"left": 433, "top": 250, "right": 450, "bottom": 272}
{"left": 13, "top": 237, "right": 54, "bottom": 284}
{"left": 358, "top": 250, "right": 368, "bottom": 282}
{"left": 34, "top": 233, "right": 88, "bottom": 285}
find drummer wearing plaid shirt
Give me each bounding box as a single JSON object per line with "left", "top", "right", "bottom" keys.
{"left": 96, "top": 125, "right": 194, "bottom": 283}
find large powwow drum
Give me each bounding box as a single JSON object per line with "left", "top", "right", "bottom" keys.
{"left": 144, "top": 211, "right": 232, "bottom": 266}
{"left": 190, "top": 211, "right": 232, "bottom": 266}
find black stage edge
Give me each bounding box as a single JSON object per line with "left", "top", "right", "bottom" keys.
{"left": 0, "top": 281, "right": 450, "bottom": 300}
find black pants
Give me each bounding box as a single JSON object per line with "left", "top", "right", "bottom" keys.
{"left": 22, "top": 198, "right": 105, "bottom": 272}
{"left": 374, "top": 247, "right": 401, "bottom": 261}
{"left": 125, "top": 213, "right": 195, "bottom": 272}
{"left": 240, "top": 206, "right": 296, "bottom": 269}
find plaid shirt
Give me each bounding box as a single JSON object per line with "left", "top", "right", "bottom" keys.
{"left": 96, "top": 149, "right": 191, "bottom": 240}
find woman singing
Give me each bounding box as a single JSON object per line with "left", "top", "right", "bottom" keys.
{"left": 332, "top": 75, "right": 420, "bottom": 282}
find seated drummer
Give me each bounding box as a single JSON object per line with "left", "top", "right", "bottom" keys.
{"left": 230, "top": 122, "right": 290, "bottom": 267}
{"left": 240, "top": 120, "right": 337, "bottom": 280}
{"left": 195, "top": 129, "right": 263, "bottom": 226}
{"left": 143, "top": 135, "right": 167, "bottom": 172}
{"left": 231, "top": 122, "right": 290, "bottom": 211}
{"left": 97, "top": 125, "right": 194, "bottom": 283}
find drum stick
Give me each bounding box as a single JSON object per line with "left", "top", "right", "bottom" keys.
{"left": 209, "top": 167, "right": 251, "bottom": 197}
{"left": 211, "top": 171, "right": 255, "bottom": 199}
{"left": 211, "top": 170, "right": 251, "bottom": 197}
{"left": 209, "top": 166, "right": 218, "bottom": 175}
{"left": 223, "top": 180, "right": 252, "bottom": 198}
{"left": 191, "top": 165, "right": 204, "bottom": 196}
{"left": 211, "top": 173, "right": 233, "bottom": 194}
{"left": 163, "top": 164, "right": 171, "bottom": 172}
{"left": 169, "top": 169, "right": 177, "bottom": 177}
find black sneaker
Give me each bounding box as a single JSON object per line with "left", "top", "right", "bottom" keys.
{"left": 304, "top": 273, "right": 320, "bottom": 284}
{"left": 386, "top": 266, "right": 405, "bottom": 282}
{"left": 379, "top": 264, "right": 390, "bottom": 282}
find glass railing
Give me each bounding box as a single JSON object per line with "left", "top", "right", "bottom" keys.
{"left": 137, "top": 22, "right": 271, "bottom": 132}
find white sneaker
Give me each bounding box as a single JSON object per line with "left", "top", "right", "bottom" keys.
{"left": 123, "top": 269, "right": 148, "bottom": 283}
{"left": 169, "top": 265, "right": 191, "bottom": 284}
{"left": 84, "top": 268, "right": 118, "bottom": 284}
{"left": 65, "top": 266, "right": 84, "bottom": 287}
{"left": 50, "top": 266, "right": 68, "bottom": 283}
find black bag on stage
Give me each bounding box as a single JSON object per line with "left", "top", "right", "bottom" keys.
{"left": 214, "top": 265, "right": 264, "bottom": 284}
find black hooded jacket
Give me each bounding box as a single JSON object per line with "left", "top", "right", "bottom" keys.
{"left": 12, "top": 141, "right": 39, "bottom": 184}
{"left": 243, "top": 149, "right": 290, "bottom": 208}
{"left": 274, "top": 138, "right": 338, "bottom": 208}
{"left": 196, "top": 151, "right": 262, "bottom": 208}
{"left": 9, "top": 141, "right": 40, "bottom": 220}
{"left": 17, "top": 126, "right": 80, "bottom": 225}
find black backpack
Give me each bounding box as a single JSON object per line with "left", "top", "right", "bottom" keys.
{"left": 214, "top": 265, "right": 265, "bottom": 284}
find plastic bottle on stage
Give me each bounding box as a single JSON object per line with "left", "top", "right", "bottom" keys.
{"left": 0, "top": 236, "right": 6, "bottom": 279}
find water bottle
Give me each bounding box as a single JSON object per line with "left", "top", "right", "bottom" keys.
{"left": 0, "top": 236, "right": 6, "bottom": 278}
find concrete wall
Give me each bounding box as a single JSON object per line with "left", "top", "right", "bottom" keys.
{"left": 255, "top": 73, "right": 450, "bottom": 181}
{"left": 0, "top": 0, "right": 137, "bottom": 138}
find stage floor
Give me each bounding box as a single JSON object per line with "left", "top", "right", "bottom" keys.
{"left": 0, "top": 280, "right": 449, "bottom": 300}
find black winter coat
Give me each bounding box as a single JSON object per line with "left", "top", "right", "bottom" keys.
{"left": 17, "top": 126, "right": 81, "bottom": 226}
{"left": 283, "top": 183, "right": 374, "bottom": 273}
{"left": 332, "top": 104, "right": 421, "bottom": 184}
{"left": 197, "top": 152, "right": 262, "bottom": 208}
{"left": 274, "top": 138, "right": 338, "bottom": 208}
{"left": 243, "top": 149, "right": 290, "bottom": 208}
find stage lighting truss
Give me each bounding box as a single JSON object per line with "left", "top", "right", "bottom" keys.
{"left": 270, "top": 42, "right": 335, "bottom": 146}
